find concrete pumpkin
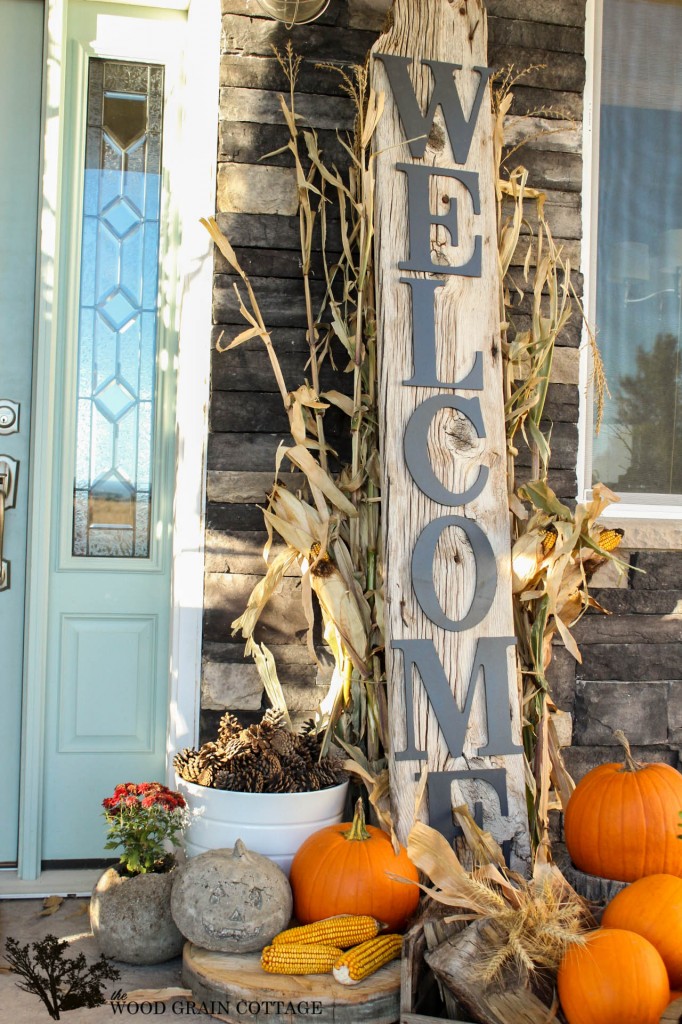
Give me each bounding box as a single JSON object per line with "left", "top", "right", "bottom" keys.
{"left": 170, "top": 840, "right": 292, "bottom": 952}
{"left": 90, "top": 865, "right": 184, "bottom": 964}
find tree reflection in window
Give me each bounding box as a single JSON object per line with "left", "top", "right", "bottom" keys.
{"left": 72, "top": 59, "right": 163, "bottom": 557}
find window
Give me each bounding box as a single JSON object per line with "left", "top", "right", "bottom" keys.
{"left": 589, "top": 0, "right": 682, "bottom": 502}
{"left": 72, "top": 58, "right": 164, "bottom": 557}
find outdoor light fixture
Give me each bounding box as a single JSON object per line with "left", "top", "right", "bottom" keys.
{"left": 254, "top": 0, "right": 330, "bottom": 25}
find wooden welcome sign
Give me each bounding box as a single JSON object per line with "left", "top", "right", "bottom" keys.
{"left": 371, "top": 0, "right": 530, "bottom": 867}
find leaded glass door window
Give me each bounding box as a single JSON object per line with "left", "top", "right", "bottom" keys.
{"left": 73, "top": 58, "right": 164, "bottom": 557}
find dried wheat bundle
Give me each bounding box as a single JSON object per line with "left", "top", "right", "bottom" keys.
{"left": 406, "top": 805, "right": 590, "bottom": 986}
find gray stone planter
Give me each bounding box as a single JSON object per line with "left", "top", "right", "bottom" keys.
{"left": 90, "top": 864, "right": 184, "bottom": 964}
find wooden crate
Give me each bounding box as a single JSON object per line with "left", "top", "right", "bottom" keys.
{"left": 400, "top": 924, "right": 475, "bottom": 1024}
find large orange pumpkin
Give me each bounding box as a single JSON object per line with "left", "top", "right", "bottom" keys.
{"left": 564, "top": 731, "right": 682, "bottom": 881}
{"left": 602, "top": 874, "right": 682, "bottom": 988}
{"left": 289, "top": 798, "right": 419, "bottom": 931}
{"left": 558, "top": 928, "right": 669, "bottom": 1024}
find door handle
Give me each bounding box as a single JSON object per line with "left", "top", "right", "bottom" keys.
{"left": 0, "top": 457, "right": 18, "bottom": 592}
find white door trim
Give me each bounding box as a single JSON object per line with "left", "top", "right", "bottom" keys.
{"left": 15, "top": 0, "right": 217, "bottom": 881}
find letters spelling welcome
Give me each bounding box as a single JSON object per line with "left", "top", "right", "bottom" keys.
{"left": 375, "top": 54, "right": 522, "bottom": 843}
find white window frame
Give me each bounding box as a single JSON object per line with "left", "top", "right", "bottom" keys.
{"left": 580, "top": 0, "right": 682, "bottom": 524}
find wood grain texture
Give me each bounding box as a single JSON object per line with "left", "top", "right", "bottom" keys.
{"left": 182, "top": 943, "right": 400, "bottom": 1024}
{"left": 371, "top": 0, "right": 529, "bottom": 866}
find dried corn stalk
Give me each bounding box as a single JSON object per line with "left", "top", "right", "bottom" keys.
{"left": 493, "top": 71, "right": 624, "bottom": 853}
{"left": 203, "top": 49, "right": 387, "bottom": 769}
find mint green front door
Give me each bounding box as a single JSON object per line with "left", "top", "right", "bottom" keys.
{"left": 38, "top": 1, "right": 185, "bottom": 864}
{"left": 0, "top": 0, "right": 44, "bottom": 867}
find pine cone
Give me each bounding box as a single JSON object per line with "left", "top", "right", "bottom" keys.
{"left": 196, "top": 765, "right": 216, "bottom": 787}
{"left": 270, "top": 728, "right": 297, "bottom": 757}
{"left": 217, "top": 712, "right": 242, "bottom": 746}
{"left": 173, "top": 747, "right": 202, "bottom": 783}
{"left": 197, "top": 740, "right": 228, "bottom": 773}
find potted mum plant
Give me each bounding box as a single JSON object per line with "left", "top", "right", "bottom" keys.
{"left": 90, "top": 782, "right": 189, "bottom": 964}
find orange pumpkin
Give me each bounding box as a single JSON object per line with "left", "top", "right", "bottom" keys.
{"left": 564, "top": 731, "right": 682, "bottom": 882}
{"left": 289, "top": 798, "right": 419, "bottom": 931}
{"left": 602, "top": 874, "right": 682, "bottom": 988}
{"left": 558, "top": 928, "right": 669, "bottom": 1024}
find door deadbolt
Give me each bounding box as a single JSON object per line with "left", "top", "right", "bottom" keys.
{"left": 0, "top": 400, "right": 19, "bottom": 435}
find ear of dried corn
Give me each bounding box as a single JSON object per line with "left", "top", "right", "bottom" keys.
{"left": 494, "top": 68, "right": 623, "bottom": 854}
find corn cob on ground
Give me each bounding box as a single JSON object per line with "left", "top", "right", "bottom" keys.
{"left": 333, "top": 934, "right": 403, "bottom": 985}
{"left": 272, "top": 915, "right": 380, "bottom": 949}
{"left": 261, "top": 943, "right": 343, "bottom": 975}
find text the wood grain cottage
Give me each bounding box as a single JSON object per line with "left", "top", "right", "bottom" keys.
{"left": 371, "top": 0, "right": 530, "bottom": 867}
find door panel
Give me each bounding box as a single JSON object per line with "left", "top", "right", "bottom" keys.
{"left": 41, "top": 1, "right": 184, "bottom": 862}
{"left": 0, "top": 0, "right": 43, "bottom": 866}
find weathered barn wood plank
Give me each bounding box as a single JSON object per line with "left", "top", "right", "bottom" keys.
{"left": 216, "top": 211, "right": 343, "bottom": 252}
{"left": 489, "top": 17, "right": 584, "bottom": 55}
{"left": 487, "top": 0, "right": 586, "bottom": 27}
{"left": 504, "top": 115, "right": 581, "bottom": 155}
{"left": 507, "top": 149, "right": 583, "bottom": 191}
{"left": 220, "top": 54, "right": 358, "bottom": 94}
{"left": 207, "top": 470, "right": 305, "bottom": 504}
{"left": 219, "top": 86, "right": 354, "bottom": 130}
{"left": 206, "top": 501, "right": 271, "bottom": 532}
{"left": 221, "top": 0, "right": 344, "bottom": 27}
{"left": 208, "top": 432, "right": 352, "bottom": 471}
{"left": 217, "top": 163, "right": 298, "bottom": 216}
{"left": 210, "top": 345, "right": 346, "bottom": 393}
{"left": 204, "top": 572, "right": 308, "bottom": 645}
{"left": 212, "top": 245, "right": 327, "bottom": 280}
{"left": 488, "top": 46, "right": 584, "bottom": 92}
{"left": 210, "top": 390, "right": 347, "bottom": 434}
{"left": 222, "top": 14, "right": 378, "bottom": 62}
{"left": 503, "top": 85, "right": 584, "bottom": 120}
{"left": 213, "top": 272, "right": 326, "bottom": 326}
{"left": 204, "top": 529, "right": 292, "bottom": 575}
{"left": 208, "top": 432, "right": 290, "bottom": 471}
{"left": 219, "top": 120, "right": 352, "bottom": 167}
{"left": 371, "top": 0, "right": 529, "bottom": 863}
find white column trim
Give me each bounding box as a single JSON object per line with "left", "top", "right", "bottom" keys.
{"left": 166, "top": 0, "right": 220, "bottom": 774}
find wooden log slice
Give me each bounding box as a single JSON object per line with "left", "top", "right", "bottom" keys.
{"left": 662, "top": 997, "right": 682, "bottom": 1023}
{"left": 182, "top": 943, "right": 401, "bottom": 1024}
{"left": 554, "top": 846, "right": 627, "bottom": 908}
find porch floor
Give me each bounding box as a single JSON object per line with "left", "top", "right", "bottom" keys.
{"left": 0, "top": 893, "right": 218, "bottom": 1021}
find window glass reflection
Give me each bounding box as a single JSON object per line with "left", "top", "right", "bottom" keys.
{"left": 593, "top": 0, "right": 682, "bottom": 496}
{"left": 72, "top": 59, "right": 164, "bottom": 556}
